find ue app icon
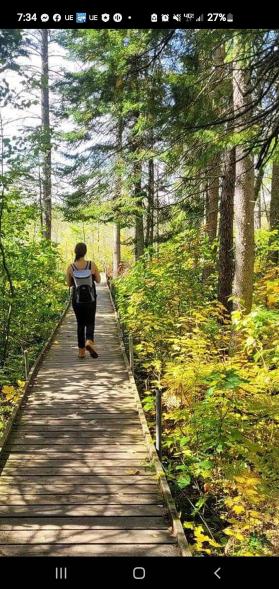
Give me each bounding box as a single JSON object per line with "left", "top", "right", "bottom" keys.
{"left": 76, "top": 13, "right": 87, "bottom": 23}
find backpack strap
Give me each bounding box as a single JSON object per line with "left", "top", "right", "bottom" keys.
{"left": 89, "top": 261, "right": 92, "bottom": 270}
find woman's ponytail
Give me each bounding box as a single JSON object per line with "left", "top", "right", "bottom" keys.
{"left": 74, "top": 242, "right": 87, "bottom": 261}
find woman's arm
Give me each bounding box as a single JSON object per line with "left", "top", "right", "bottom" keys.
{"left": 66, "top": 265, "right": 73, "bottom": 287}
{"left": 92, "top": 262, "right": 101, "bottom": 283}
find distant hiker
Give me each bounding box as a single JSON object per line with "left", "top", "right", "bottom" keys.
{"left": 66, "top": 242, "right": 101, "bottom": 359}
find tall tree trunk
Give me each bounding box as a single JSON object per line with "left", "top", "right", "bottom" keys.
{"left": 203, "top": 157, "right": 220, "bottom": 281}
{"left": 146, "top": 158, "right": 155, "bottom": 248}
{"left": 262, "top": 190, "right": 269, "bottom": 226}
{"left": 233, "top": 44, "right": 255, "bottom": 313}
{"left": 218, "top": 148, "right": 235, "bottom": 314}
{"left": 203, "top": 44, "right": 224, "bottom": 280}
{"left": 41, "top": 29, "right": 52, "bottom": 241}
{"left": 205, "top": 155, "right": 220, "bottom": 241}
{"left": 155, "top": 162, "right": 160, "bottom": 256}
{"left": 38, "top": 165, "right": 44, "bottom": 233}
{"left": 113, "top": 223, "right": 121, "bottom": 278}
{"left": 134, "top": 159, "right": 144, "bottom": 260}
{"left": 0, "top": 115, "right": 15, "bottom": 367}
{"left": 113, "top": 116, "right": 123, "bottom": 278}
{"left": 255, "top": 167, "right": 264, "bottom": 229}
{"left": 204, "top": 43, "right": 224, "bottom": 241}
{"left": 256, "top": 191, "right": 262, "bottom": 229}
{"left": 269, "top": 162, "right": 279, "bottom": 264}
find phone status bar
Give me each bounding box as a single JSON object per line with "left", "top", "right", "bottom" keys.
{"left": 15, "top": 12, "right": 234, "bottom": 25}
{"left": 0, "top": 9, "right": 277, "bottom": 28}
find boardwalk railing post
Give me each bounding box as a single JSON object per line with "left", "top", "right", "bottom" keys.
{"left": 156, "top": 389, "right": 162, "bottom": 460}
{"left": 23, "top": 349, "right": 29, "bottom": 380}
{"left": 128, "top": 333, "right": 134, "bottom": 373}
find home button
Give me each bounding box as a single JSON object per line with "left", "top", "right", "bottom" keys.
{"left": 133, "top": 567, "right": 146, "bottom": 580}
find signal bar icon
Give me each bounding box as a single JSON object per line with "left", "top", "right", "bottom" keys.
{"left": 196, "top": 14, "right": 204, "bottom": 21}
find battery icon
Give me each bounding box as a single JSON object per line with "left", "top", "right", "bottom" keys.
{"left": 227, "top": 13, "right": 233, "bottom": 22}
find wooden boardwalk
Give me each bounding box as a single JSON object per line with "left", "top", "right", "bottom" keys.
{"left": 0, "top": 283, "right": 184, "bottom": 556}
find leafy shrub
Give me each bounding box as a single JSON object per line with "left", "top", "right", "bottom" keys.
{"left": 0, "top": 193, "right": 68, "bottom": 433}
{"left": 113, "top": 229, "right": 279, "bottom": 556}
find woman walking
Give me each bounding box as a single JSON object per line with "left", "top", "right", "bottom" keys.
{"left": 66, "top": 242, "right": 101, "bottom": 359}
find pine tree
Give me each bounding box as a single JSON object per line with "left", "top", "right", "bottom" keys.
{"left": 269, "top": 161, "right": 279, "bottom": 264}
{"left": 233, "top": 35, "right": 255, "bottom": 313}
{"left": 40, "top": 29, "right": 52, "bottom": 240}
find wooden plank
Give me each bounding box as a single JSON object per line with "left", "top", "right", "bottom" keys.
{"left": 0, "top": 475, "right": 154, "bottom": 484}
{"left": 23, "top": 402, "right": 137, "bottom": 409}
{"left": 10, "top": 429, "right": 141, "bottom": 436}
{"left": 13, "top": 424, "right": 142, "bottom": 442}
{"left": 0, "top": 516, "right": 167, "bottom": 529}
{"left": 12, "top": 423, "right": 140, "bottom": 430}
{"left": 35, "top": 371, "right": 129, "bottom": 378}
{"left": 22, "top": 408, "right": 137, "bottom": 413}
{"left": 30, "top": 378, "right": 129, "bottom": 384}
{"left": 0, "top": 529, "right": 175, "bottom": 544}
{"left": 39, "top": 362, "right": 125, "bottom": 367}
{"left": 18, "top": 415, "right": 140, "bottom": 421}
{"left": 33, "top": 378, "right": 130, "bottom": 382}
{"left": 2, "top": 464, "right": 150, "bottom": 473}
{"left": 10, "top": 430, "right": 142, "bottom": 436}
{"left": 43, "top": 356, "right": 124, "bottom": 359}
{"left": 9, "top": 436, "right": 142, "bottom": 443}
{"left": 37, "top": 357, "right": 125, "bottom": 363}
{"left": 2, "top": 467, "right": 150, "bottom": 476}
{"left": 29, "top": 380, "right": 130, "bottom": 386}
{"left": 0, "top": 484, "right": 157, "bottom": 494}
{"left": 3, "top": 458, "right": 149, "bottom": 467}
{"left": 25, "top": 399, "right": 135, "bottom": 405}
{"left": 6, "top": 441, "right": 145, "bottom": 448}
{"left": 3, "top": 439, "right": 143, "bottom": 446}
{"left": 21, "top": 402, "right": 136, "bottom": 408}
{"left": 11, "top": 431, "right": 142, "bottom": 439}
{"left": 22, "top": 390, "right": 134, "bottom": 396}
{"left": 25, "top": 400, "right": 135, "bottom": 406}
{"left": 29, "top": 382, "right": 132, "bottom": 386}
{"left": 5, "top": 447, "right": 147, "bottom": 455}
{"left": 0, "top": 493, "right": 161, "bottom": 505}
{"left": 0, "top": 544, "right": 179, "bottom": 556}
{"left": 1, "top": 450, "right": 145, "bottom": 461}
{"left": 24, "top": 399, "right": 134, "bottom": 405}
{"left": 24, "top": 398, "right": 135, "bottom": 404}
{"left": 20, "top": 408, "right": 137, "bottom": 415}
{"left": 6, "top": 440, "right": 147, "bottom": 450}
{"left": 15, "top": 419, "right": 140, "bottom": 426}
{"left": 20, "top": 413, "right": 138, "bottom": 420}
{"left": 0, "top": 504, "right": 165, "bottom": 516}
{"left": 25, "top": 396, "right": 134, "bottom": 401}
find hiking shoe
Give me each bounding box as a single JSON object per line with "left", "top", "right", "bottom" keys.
{"left": 85, "top": 339, "right": 98, "bottom": 358}
{"left": 78, "top": 348, "right": 86, "bottom": 359}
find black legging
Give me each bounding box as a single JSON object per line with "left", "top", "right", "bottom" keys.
{"left": 72, "top": 301, "right": 97, "bottom": 348}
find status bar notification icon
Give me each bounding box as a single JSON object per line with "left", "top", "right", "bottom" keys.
{"left": 113, "top": 13, "right": 122, "bottom": 22}
{"left": 76, "top": 13, "right": 87, "bottom": 23}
